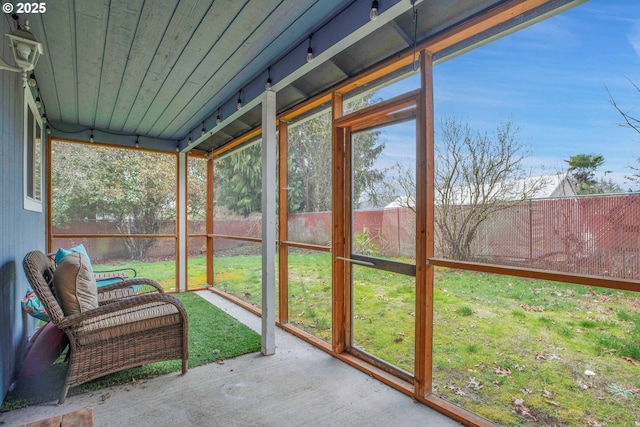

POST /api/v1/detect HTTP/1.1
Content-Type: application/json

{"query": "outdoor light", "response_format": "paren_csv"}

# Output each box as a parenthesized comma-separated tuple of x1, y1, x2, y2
(237, 90, 242, 110)
(201, 122, 206, 136)
(306, 34, 314, 63)
(45, 125, 50, 135)
(41, 112, 47, 123)
(216, 109, 221, 124)
(1, 19, 43, 86)
(35, 95, 41, 108)
(370, 1, 379, 20)
(265, 67, 272, 90)
(135, 138, 139, 148)
(89, 130, 94, 143)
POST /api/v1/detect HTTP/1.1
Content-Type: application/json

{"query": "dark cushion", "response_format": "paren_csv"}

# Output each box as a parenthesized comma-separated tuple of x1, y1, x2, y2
(19, 322, 68, 378)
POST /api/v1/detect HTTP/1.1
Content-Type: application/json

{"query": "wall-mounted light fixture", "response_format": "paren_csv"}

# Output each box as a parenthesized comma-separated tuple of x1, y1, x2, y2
(369, 1, 379, 20)
(306, 33, 314, 63)
(0, 19, 43, 87)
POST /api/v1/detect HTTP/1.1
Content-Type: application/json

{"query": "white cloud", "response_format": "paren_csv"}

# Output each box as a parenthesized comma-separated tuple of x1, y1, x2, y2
(628, 22, 640, 59)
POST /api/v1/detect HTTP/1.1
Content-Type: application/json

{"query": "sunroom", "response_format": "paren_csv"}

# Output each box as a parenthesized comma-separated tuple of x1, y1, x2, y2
(2, 0, 639, 425)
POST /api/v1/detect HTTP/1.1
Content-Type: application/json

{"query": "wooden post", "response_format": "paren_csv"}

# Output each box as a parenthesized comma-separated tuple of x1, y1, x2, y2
(414, 49, 434, 397)
(207, 156, 214, 287)
(278, 121, 289, 323)
(331, 92, 347, 354)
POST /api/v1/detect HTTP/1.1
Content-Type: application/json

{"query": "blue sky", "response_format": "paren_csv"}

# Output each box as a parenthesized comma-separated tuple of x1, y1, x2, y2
(376, 0, 640, 190)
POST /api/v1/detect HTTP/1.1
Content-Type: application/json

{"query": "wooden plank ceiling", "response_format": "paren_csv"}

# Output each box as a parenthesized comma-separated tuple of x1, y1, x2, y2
(24, 0, 580, 153)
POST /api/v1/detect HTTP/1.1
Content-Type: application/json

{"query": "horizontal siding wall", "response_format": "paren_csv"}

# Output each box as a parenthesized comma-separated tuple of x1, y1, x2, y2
(0, 14, 46, 403)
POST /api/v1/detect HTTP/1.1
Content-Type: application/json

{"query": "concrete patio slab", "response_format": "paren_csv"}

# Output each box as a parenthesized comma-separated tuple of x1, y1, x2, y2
(0, 291, 462, 427)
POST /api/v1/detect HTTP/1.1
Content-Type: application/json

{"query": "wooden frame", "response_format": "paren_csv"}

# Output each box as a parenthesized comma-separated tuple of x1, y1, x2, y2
(330, 59, 432, 388)
(47, 138, 182, 292)
(204, 1, 640, 425)
(278, 120, 289, 323)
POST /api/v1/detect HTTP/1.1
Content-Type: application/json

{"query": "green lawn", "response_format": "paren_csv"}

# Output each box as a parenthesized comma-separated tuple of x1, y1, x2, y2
(98, 253, 640, 426)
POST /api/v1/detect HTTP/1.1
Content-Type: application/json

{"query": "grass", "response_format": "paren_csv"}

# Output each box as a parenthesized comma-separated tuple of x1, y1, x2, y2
(85, 253, 640, 425)
(186, 252, 640, 427)
(1, 292, 261, 412)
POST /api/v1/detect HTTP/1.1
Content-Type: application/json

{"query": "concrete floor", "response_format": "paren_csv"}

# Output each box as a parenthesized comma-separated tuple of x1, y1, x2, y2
(0, 291, 462, 427)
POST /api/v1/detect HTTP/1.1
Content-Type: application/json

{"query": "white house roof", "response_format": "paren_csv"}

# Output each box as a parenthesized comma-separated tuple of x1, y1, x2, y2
(384, 173, 576, 208)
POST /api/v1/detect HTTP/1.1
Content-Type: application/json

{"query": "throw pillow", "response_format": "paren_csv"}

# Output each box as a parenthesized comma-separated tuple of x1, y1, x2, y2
(52, 252, 99, 316)
(54, 244, 93, 271)
(21, 289, 51, 322)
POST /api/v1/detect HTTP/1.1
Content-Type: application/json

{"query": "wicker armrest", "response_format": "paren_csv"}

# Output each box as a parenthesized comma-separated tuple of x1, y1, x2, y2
(97, 277, 164, 294)
(94, 267, 137, 281)
(58, 293, 186, 332)
(96, 278, 165, 305)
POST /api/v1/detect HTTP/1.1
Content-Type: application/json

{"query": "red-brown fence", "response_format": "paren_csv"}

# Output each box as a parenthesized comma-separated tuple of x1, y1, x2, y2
(53, 193, 640, 280)
(469, 194, 640, 280)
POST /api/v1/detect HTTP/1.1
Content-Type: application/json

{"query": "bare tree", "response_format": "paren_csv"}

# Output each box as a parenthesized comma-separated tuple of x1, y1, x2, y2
(434, 116, 545, 261)
(607, 80, 640, 187)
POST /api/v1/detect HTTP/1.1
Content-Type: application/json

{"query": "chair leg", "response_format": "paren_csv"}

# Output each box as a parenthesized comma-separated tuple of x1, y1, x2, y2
(58, 384, 70, 404)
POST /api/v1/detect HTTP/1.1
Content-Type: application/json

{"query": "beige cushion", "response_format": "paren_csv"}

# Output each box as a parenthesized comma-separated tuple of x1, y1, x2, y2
(53, 252, 99, 316)
(75, 302, 181, 345)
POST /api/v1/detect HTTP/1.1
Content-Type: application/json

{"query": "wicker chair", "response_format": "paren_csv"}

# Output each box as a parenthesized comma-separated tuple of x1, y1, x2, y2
(23, 250, 188, 403)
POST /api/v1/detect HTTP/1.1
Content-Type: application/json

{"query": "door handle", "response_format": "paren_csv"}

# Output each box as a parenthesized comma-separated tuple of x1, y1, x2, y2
(336, 256, 375, 267)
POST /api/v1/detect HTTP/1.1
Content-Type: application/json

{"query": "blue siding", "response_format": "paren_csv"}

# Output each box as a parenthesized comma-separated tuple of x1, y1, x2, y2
(0, 16, 46, 403)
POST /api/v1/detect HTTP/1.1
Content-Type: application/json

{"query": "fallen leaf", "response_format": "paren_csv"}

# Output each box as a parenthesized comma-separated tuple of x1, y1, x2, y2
(467, 377, 483, 390)
(494, 366, 512, 377)
(546, 400, 561, 407)
(623, 356, 640, 365)
(511, 397, 537, 421)
(542, 389, 554, 399)
(101, 392, 111, 401)
(445, 383, 466, 396)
